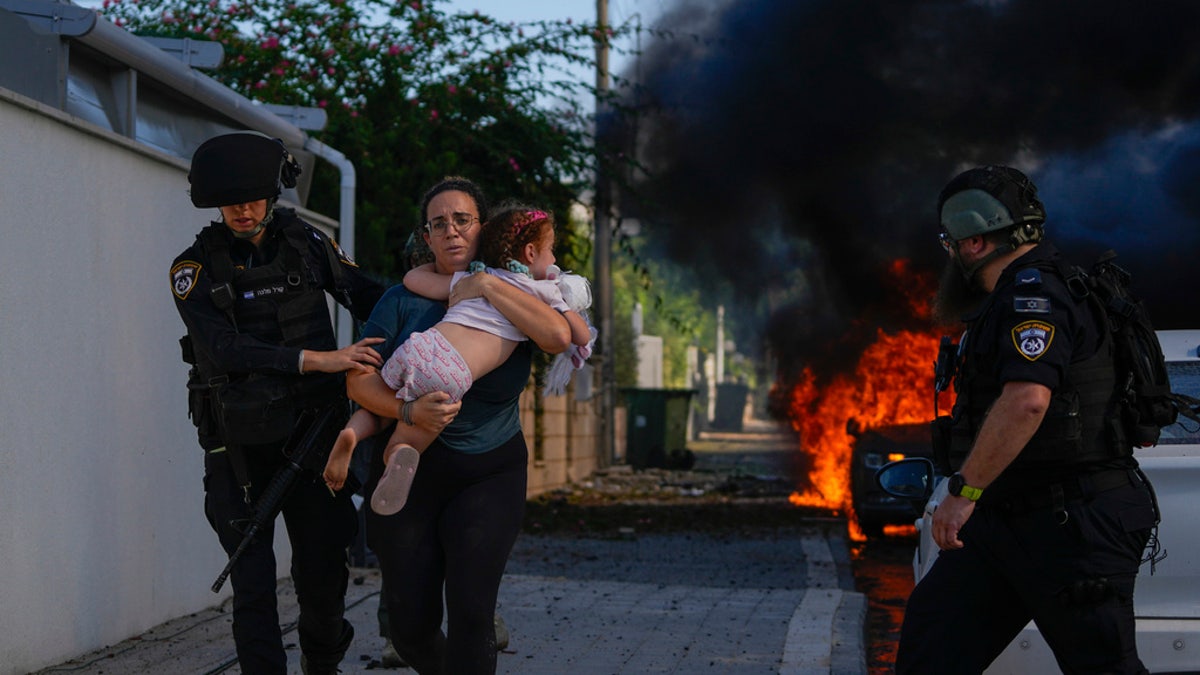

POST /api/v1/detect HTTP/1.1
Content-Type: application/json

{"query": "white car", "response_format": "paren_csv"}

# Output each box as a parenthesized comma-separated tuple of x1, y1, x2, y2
(878, 329, 1200, 673)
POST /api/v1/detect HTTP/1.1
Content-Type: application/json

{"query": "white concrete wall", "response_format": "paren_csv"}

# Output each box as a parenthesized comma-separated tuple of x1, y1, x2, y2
(0, 90, 296, 674)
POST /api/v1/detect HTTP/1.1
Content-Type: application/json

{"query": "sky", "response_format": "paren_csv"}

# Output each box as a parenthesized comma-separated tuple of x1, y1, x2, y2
(443, 0, 669, 80)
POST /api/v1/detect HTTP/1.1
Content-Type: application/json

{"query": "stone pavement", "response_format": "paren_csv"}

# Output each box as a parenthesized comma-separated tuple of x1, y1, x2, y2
(34, 424, 868, 675)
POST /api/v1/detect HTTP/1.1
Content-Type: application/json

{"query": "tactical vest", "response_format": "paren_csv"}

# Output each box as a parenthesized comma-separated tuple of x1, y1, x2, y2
(941, 267, 1125, 472)
(192, 210, 345, 444)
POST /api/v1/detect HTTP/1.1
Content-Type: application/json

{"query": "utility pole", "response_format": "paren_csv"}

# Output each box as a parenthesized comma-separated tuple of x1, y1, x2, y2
(594, 0, 615, 468)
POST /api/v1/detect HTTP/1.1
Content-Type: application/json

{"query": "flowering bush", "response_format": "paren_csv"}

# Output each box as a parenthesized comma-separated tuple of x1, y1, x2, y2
(102, 0, 635, 278)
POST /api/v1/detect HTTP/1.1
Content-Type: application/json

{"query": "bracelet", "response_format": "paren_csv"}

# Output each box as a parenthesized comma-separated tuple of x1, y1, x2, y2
(402, 400, 415, 426)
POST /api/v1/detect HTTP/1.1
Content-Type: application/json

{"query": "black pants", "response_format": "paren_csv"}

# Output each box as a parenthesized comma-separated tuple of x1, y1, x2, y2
(896, 476, 1156, 674)
(204, 443, 357, 675)
(365, 431, 528, 675)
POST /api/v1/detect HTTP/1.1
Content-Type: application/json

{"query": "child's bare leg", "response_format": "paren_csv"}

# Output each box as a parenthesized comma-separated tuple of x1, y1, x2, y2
(371, 423, 441, 516)
(323, 408, 387, 492)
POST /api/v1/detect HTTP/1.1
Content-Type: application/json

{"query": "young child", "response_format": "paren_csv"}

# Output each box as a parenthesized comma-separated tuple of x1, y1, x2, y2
(322, 206, 594, 514)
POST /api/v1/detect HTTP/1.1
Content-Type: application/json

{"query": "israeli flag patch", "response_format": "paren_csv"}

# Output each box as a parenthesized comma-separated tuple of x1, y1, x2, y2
(1014, 296, 1051, 314)
(1012, 320, 1055, 361)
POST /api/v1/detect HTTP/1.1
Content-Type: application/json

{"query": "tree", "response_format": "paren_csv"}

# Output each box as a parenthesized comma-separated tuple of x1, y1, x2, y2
(101, 0, 734, 403)
(101, 0, 632, 279)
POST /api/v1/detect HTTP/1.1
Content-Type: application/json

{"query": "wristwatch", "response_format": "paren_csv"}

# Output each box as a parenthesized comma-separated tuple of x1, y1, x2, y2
(947, 472, 984, 501)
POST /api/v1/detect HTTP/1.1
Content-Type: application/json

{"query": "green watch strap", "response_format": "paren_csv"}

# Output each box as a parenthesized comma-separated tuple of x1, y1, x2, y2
(959, 482, 984, 501)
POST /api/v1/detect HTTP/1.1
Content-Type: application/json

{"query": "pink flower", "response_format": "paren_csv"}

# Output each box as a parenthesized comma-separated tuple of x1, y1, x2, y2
(508, 157, 520, 171)
(388, 45, 400, 56)
(447, 84, 457, 94)
(254, 81, 267, 89)
(410, 1, 421, 10)
(318, 100, 328, 108)
(262, 36, 279, 49)
(327, 67, 336, 75)
(430, 109, 439, 120)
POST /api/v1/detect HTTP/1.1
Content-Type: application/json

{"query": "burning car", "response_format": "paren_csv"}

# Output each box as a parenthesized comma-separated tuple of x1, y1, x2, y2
(846, 420, 933, 537)
(877, 329, 1200, 672)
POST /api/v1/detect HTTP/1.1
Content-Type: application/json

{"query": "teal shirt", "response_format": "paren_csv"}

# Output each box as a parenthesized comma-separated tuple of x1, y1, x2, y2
(360, 285, 530, 453)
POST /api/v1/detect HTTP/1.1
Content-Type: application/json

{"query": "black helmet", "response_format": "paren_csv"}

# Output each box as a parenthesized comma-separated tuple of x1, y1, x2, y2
(937, 165, 1045, 242)
(188, 131, 301, 208)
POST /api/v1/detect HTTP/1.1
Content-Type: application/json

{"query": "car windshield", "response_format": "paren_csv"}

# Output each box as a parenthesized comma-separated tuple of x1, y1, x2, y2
(1160, 361, 1200, 444)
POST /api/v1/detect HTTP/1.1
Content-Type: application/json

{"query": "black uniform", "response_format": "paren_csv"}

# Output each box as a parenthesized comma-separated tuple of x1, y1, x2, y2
(898, 242, 1158, 674)
(170, 208, 384, 675)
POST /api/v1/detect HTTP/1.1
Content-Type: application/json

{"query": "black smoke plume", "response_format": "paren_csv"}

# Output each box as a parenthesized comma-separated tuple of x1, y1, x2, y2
(614, 0, 1200, 390)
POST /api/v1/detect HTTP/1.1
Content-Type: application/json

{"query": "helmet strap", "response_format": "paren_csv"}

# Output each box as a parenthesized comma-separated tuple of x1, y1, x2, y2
(226, 199, 276, 240)
(957, 242, 1013, 283)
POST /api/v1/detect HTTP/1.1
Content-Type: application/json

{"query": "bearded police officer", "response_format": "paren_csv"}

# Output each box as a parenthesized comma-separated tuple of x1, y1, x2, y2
(170, 131, 385, 674)
(897, 166, 1159, 674)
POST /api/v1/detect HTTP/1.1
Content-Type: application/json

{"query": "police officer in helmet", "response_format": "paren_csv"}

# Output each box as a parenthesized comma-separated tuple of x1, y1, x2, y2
(170, 131, 385, 674)
(897, 165, 1159, 674)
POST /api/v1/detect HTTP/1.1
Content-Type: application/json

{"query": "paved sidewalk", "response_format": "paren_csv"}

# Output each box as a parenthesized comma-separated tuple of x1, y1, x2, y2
(35, 540, 865, 674)
(35, 424, 869, 674)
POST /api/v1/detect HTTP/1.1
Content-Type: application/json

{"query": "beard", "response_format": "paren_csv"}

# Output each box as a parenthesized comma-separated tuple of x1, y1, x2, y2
(931, 257, 987, 327)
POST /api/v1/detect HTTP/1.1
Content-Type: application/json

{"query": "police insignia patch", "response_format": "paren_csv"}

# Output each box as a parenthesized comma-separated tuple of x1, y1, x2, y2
(331, 239, 359, 267)
(1015, 269, 1042, 287)
(171, 261, 201, 300)
(1012, 320, 1054, 361)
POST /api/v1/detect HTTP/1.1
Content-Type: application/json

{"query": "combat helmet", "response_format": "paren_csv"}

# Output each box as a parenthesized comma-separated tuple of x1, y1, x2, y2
(188, 131, 301, 208)
(938, 165, 1045, 243)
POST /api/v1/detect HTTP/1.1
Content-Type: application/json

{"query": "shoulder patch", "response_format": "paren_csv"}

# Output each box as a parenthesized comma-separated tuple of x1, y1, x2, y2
(330, 238, 359, 267)
(171, 261, 202, 300)
(1015, 269, 1042, 287)
(1013, 296, 1051, 314)
(1012, 320, 1054, 361)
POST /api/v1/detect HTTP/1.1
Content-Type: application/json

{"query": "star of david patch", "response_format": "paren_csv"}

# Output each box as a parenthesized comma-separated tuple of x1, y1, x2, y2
(171, 261, 202, 300)
(1012, 320, 1054, 361)
(1014, 296, 1051, 314)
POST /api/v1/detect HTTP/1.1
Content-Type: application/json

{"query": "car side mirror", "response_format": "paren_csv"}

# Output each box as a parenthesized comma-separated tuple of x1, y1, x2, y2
(876, 457, 935, 501)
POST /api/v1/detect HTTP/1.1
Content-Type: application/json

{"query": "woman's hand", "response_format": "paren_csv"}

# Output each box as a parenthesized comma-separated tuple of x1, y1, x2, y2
(448, 271, 490, 307)
(404, 390, 462, 433)
(302, 337, 385, 374)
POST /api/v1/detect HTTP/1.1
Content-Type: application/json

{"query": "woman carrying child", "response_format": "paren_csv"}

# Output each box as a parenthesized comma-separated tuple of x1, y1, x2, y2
(323, 204, 593, 514)
(346, 178, 574, 674)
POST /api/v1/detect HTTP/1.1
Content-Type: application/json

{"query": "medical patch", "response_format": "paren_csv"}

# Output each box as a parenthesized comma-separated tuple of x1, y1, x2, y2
(1014, 296, 1051, 314)
(1015, 268, 1042, 287)
(1012, 320, 1055, 361)
(171, 261, 201, 300)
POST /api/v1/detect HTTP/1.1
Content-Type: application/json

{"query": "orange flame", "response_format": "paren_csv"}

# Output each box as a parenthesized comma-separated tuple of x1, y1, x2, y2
(786, 261, 953, 540)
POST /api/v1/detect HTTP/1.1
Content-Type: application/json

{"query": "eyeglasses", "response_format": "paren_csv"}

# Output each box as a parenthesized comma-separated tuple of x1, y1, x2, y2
(425, 213, 479, 237)
(937, 230, 954, 251)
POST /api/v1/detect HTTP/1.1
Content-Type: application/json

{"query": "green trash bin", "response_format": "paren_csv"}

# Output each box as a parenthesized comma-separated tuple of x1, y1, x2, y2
(621, 388, 696, 469)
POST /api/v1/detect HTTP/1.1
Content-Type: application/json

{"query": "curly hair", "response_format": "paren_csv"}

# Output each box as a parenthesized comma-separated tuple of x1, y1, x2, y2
(477, 202, 555, 271)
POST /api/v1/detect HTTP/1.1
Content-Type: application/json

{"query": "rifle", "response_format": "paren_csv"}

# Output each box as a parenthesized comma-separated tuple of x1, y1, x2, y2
(933, 335, 958, 417)
(211, 402, 342, 593)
